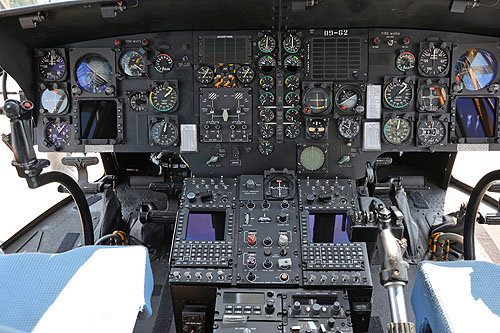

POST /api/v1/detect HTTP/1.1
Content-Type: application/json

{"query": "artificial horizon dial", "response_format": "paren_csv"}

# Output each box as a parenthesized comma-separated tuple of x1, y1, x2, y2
(304, 87, 330, 114)
(41, 88, 68, 114)
(384, 79, 413, 109)
(336, 86, 361, 112)
(383, 118, 412, 144)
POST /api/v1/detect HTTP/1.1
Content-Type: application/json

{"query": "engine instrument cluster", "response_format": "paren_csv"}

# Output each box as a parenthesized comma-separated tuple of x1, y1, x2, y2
(33, 28, 500, 178)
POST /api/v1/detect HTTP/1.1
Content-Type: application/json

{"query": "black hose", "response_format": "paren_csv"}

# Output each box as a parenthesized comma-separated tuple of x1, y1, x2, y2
(464, 170, 500, 260)
(29, 171, 95, 245)
(95, 234, 122, 245)
(2, 71, 7, 100)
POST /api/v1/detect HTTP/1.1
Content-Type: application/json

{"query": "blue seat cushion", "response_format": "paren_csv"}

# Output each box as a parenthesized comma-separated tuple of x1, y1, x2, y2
(0, 246, 153, 333)
(411, 261, 500, 332)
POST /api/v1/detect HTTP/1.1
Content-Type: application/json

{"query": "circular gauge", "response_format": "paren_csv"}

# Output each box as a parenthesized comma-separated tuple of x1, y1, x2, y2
(306, 119, 327, 139)
(266, 175, 293, 199)
(258, 55, 276, 73)
(259, 124, 275, 139)
(417, 119, 445, 146)
(259, 140, 274, 155)
(154, 54, 174, 73)
(285, 124, 300, 139)
(419, 46, 449, 76)
(150, 120, 178, 146)
(258, 35, 276, 53)
(236, 65, 255, 83)
(44, 120, 70, 148)
(304, 87, 330, 114)
(41, 88, 68, 114)
(336, 86, 361, 112)
(197, 66, 214, 84)
(260, 92, 275, 106)
(383, 118, 412, 145)
(39, 50, 66, 81)
(396, 52, 416, 72)
(119, 50, 145, 77)
(384, 80, 413, 109)
(338, 118, 360, 139)
(455, 48, 498, 91)
(284, 55, 302, 72)
(149, 84, 178, 112)
(285, 91, 301, 106)
(417, 84, 447, 112)
(129, 91, 148, 112)
(260, 108, 275, 122)
(259, 76, 274, 90)
(283, 34, 301, 54)
(285, 75, 300, 90)
(76, 55, 113, 93)
(285, 108, 300, 122)
(300, 146, 325, 171)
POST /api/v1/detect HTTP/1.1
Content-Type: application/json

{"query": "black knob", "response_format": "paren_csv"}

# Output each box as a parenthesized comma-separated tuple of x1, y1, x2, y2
(292, 301, 301, 314)
(328, 318, 336, 328)
(331, 301, 341, 315)
(312, 303, 321, 315)
(263, 259, 272, 269)
(263, 236, 273, 247)
(277, 212, 288, 223)
(265, 301, 275, 314)
(318, 193, 332, 202)
(186, 192, 196, 202)
(199, 191, 213, 202)
(306, 194, 315, 203)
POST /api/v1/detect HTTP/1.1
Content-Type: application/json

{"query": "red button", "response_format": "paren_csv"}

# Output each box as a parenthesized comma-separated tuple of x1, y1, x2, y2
(280, 273, 289, 281)
(23, 102, 32, 109)
(403, 37, 410, 45)
(374, 37, 381, 44)
(247, 234, 257, 246)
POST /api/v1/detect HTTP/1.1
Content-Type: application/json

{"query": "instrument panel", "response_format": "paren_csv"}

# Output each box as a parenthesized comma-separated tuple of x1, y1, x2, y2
(34, 29, 500, 178)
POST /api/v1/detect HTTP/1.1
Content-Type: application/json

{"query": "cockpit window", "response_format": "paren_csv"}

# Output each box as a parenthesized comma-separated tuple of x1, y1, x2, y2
(0, 0, 74, 11)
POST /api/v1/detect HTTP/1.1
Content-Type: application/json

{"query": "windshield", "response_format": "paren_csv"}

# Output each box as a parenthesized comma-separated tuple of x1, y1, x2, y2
(0, 0, 74, 11)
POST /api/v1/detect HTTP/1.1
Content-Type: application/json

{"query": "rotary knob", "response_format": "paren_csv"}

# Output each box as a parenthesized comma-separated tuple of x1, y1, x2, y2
(312, 303, 321, 315)
(306, 194, 315, 203)
(247, 256, 257, 269)
(292, 301, 301, 314)
(245, 179, 256, 189)
(277, 212, 288, 223)
(247, 234, 257, 246)
(265, 301, 275, 314)
(331, 301, 341, 315)
(186, 192, 196, 202)
(278, 234, 289, 247)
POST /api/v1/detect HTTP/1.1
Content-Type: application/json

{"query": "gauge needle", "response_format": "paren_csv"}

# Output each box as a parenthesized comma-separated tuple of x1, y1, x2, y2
(266, 37, 269, 49)
(397, 119, 401, 130)
(164, 86, 173, 97)
(163, 123, 168, 133)
(244, 68, 249, 77)
(203, 69, 209, 78)
(398, 84, 407, 94)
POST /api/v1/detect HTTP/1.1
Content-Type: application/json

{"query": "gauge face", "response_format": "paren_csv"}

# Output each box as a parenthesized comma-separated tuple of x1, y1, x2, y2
(149, 84, 178, 112)
(76, 55, 113, 93)
(306, 119, 327, 139)
(455, 48, 498, 91)
(300, 146, 325, 171)
(258, 35, 276, 53)
(384, 80, 413, 109)
(285, 108, 300, 122)
(383, 118, 412, 144)
(304, 87, 330, 114)
(45, 120, 70, 148)
(336, 86, 360, 112)
(259, 76, 274, 90)
(283, 55, 302, 72)
(283, 34, 301, 54)
(285, 75, 300, 90)
(259, 92, 275, 106)
(259, 108, 275, 122)
(285, 91, 301, 106)
(39, 50, 66, 81)
(197, 66, 214, 84)
(154, 54, 174, 73)
(419, 46, 449, 76)
(129, 91, 148, 112)
(285, 124, 300, 139)
(259, 124, 275, 139)
(41, 88, 68, 114)
(236, 65, 255, 83)
(417, 84, 447, 112)
(417, 120, 445, 146)
(396, 52, 416, 72)
(119, 50, 145, 77)
(258, 55, 276, 73)
(259, 140, 274, 155)
(150, 120, 178, 146)
(338, 118, 360, 139)
(267, 176, 292, 198)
